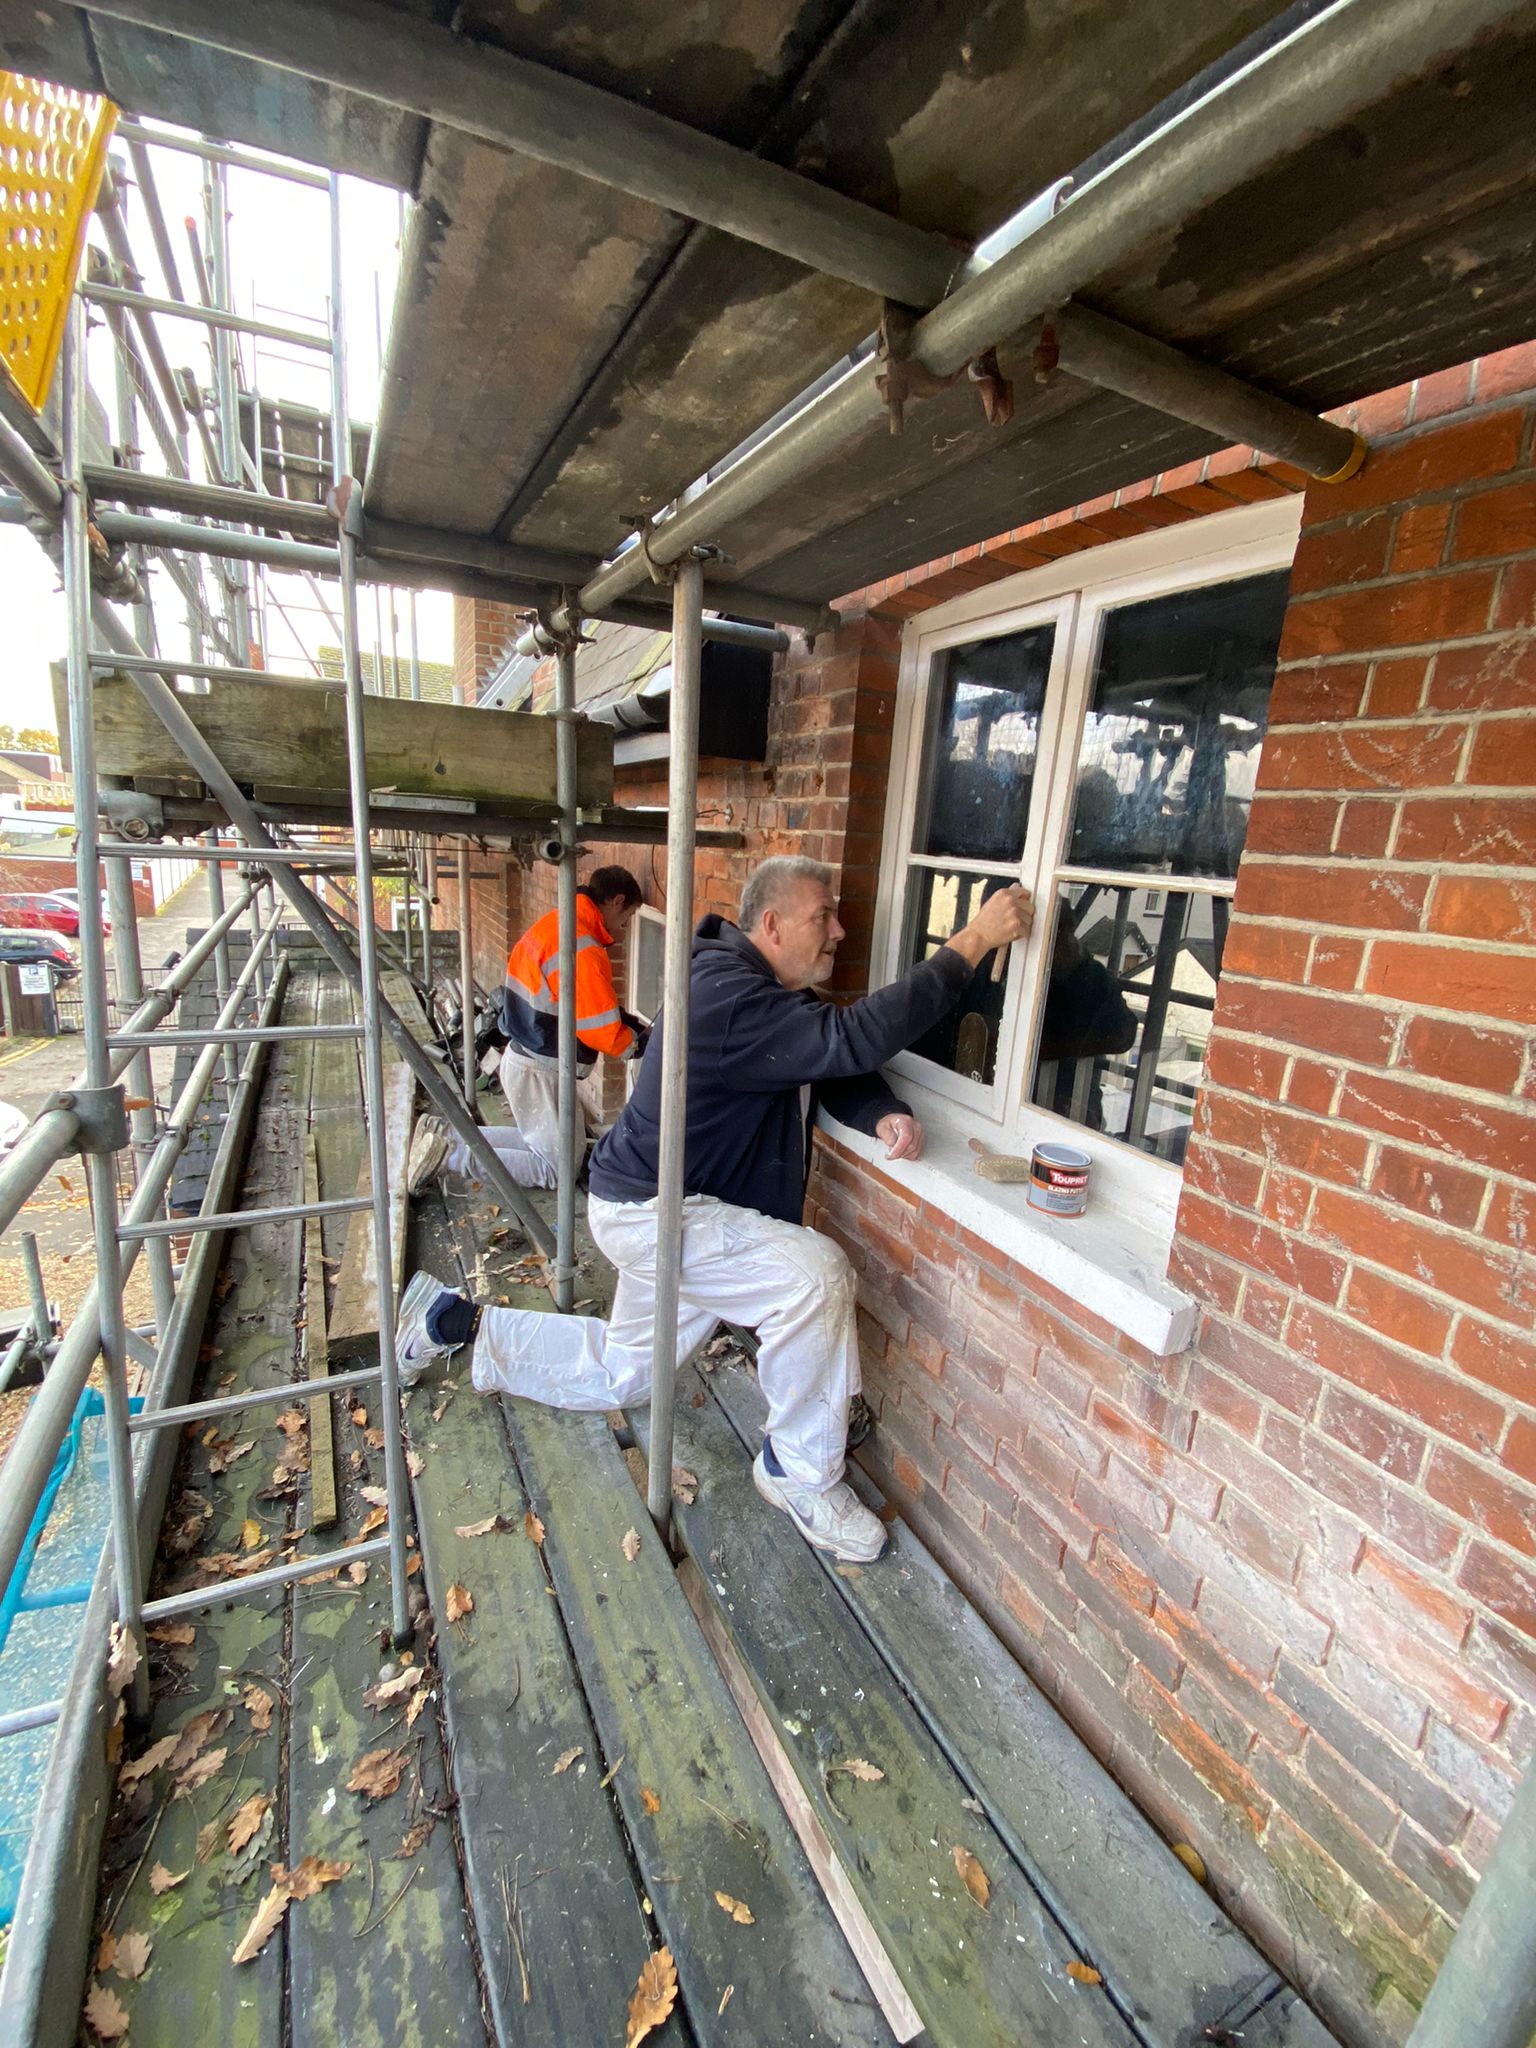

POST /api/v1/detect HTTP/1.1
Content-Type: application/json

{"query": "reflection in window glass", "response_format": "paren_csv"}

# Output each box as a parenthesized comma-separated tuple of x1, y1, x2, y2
(902, 868, 1012, 1085)
(917, 623, 1053, 863)
(1068, 570, 1289, 879)
(1030, 882, 1227, 1163)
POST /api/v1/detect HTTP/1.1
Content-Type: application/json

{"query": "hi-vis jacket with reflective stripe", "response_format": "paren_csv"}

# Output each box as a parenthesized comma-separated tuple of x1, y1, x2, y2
(501, 891, 635, 1070)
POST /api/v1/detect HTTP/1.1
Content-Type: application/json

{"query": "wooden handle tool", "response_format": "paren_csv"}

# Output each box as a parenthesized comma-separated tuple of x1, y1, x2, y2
(968, 1135, 1033, 1184)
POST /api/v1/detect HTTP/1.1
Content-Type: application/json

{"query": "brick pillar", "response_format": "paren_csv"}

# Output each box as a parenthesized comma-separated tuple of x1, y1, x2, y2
(453, 594, 525, 706)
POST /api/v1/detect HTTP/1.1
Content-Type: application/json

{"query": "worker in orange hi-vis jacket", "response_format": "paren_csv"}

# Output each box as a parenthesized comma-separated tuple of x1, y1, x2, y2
(406, 865, 646, 1194)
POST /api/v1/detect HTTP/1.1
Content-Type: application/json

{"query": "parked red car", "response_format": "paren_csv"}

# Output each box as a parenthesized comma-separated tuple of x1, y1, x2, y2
(0, 891, 109, 937)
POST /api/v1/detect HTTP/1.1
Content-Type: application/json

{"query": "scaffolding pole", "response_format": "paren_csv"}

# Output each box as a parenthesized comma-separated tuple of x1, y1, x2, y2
(60, 297, 147, 1706)
(554, 638, 579, 1314)
(644, 551, 705, 1534)
(329, 169, 412, 1647)
(457, 843, 475, 1099)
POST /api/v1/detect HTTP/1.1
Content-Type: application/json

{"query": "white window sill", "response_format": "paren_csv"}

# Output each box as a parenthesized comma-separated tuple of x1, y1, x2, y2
(817, 1109, 1198, 1359)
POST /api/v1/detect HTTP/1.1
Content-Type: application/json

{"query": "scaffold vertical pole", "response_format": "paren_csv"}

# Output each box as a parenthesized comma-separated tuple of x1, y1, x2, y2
(203, 828, 238, 1087)
(554, 637, 579, 1314)
(645, 550, 705, 1533)
(102, 856, 176, 1335)
(61, 294, 147, 1701)
(422, 839, 436, 991)
(457, 845, 475, 1100)
(329, 172, 411, 1648)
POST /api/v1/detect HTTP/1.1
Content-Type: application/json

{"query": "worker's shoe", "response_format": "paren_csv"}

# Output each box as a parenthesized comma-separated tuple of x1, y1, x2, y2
(846, 1392, 874, 1450)
(752, 1448, 887, 1563)
(407, 1114, 453, 1194)
(395, 1269, 468, 1385)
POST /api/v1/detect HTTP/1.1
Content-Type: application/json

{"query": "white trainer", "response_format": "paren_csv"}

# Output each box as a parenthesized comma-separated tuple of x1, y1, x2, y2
(406, 1114, 453, 1194)
(752, 1451, 887, 1563)
(394, 1268, 462, 1386)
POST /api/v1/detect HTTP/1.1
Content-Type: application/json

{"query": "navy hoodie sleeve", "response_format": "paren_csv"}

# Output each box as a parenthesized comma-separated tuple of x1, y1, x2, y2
(818, 1069, 911, 1136)
(716, 946, 971, 1092)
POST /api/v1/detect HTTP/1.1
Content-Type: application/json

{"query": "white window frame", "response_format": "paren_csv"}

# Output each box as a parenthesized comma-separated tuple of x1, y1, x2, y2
(871, 496, 1302, 1232)
(627, 904, 667, 1024)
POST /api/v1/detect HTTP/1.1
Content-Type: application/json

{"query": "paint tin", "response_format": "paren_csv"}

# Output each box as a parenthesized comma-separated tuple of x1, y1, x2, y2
(1028, 1142, 1092, 1218)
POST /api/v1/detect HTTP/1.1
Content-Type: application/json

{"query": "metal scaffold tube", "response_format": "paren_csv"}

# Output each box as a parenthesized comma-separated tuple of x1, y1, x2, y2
(60, 296, 147, 1701)
(554, 639, 579, 1314)
(102, 859, 177, 1334)
(328, 170, 412, 1648)
(0, 906, 283, 1622)
(457, 844, 475, 1100)
(644, 552, 705, 1534)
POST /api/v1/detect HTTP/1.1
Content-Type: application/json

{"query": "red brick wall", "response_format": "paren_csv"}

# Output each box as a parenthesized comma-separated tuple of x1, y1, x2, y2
(452, 594, 525, 705)
(809, 353, 1536, 2048)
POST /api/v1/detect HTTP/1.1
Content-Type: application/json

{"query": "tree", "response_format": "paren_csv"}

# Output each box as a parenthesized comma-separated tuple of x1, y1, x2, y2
(0, 726, 14, 748)
(15, 727, 58, 754)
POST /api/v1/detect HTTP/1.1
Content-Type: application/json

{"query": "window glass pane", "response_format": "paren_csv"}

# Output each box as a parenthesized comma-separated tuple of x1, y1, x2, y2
(917, 623, 1053, 863)
(1030, 882, 1226, 1163)
(901, 867, 1011, 1085)
(1067, 569, 1290, 880)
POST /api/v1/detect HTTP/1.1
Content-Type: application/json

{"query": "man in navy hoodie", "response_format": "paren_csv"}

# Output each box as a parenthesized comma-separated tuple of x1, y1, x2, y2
(396, 855, 1032, 1562)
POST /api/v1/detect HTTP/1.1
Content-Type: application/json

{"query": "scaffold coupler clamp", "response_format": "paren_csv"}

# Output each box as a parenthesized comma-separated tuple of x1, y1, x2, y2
(51, 1083, 130, 1156)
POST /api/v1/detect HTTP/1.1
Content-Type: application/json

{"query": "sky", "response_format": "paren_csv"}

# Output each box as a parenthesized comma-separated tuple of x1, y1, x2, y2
(2, 117, 454, 735)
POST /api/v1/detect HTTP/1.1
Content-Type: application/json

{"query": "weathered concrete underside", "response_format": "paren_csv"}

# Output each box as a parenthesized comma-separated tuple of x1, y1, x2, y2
(9, 0, 1536, 609)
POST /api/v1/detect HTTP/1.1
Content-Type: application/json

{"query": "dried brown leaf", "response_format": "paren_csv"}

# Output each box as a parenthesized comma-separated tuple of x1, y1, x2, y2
(275, 1409, 307, 1436)
(364, 1666, 426, 1710)
(624, 1946, 679, 2048)
(444, 1581, 473, 1624)
(363, 1426, 385, 1449)
(714, 1890, 754, 1925)
(359, 1484, 390, 1508)
(347, 1561, 369, 1586)
(111, 1930, 151, 1981)
(829, 1758, 885, 1783)
(95, 1933, 116, 1974)
(390, 1819, 434, 1861)
(272, 1855, 351, 1900)
(551, 1746, 583, 1775)
(84, 1981, 130, 2039)
(106, 1622, 141, 1700)
(405, 1685, 430, 1730)
(207, 1438, 254, 1475)
(174, 1747, 227, 1798)
(119, 1731, 179, 1789)
(231, 1883, 289, 1965)
(524, 1510, 545, 1546)
(240, 1518, 264, 1552)
(347, 1746, 408, 1802)
(640, 1786, 661, 1816)
(227, 1791, 271, 1855)
(406, 1448, 424, 1478)
(1066, 1960, 1103, 1985)
(357, 1505, 387, 1539)
(350, 1406, 368, 1427)
(149, 1863, 188, 1896)
(621, 1527, 641, 1564)
(146, 1622, 195, 1647)
(453, 1514, 503, 1540)
(242, 1683, 274, 1734)
(834, 1564, 864, 1579)
(952, 1844, 990, 1909)
(169, 1707, 228, 1773)
(670, 1466, 699, 1506)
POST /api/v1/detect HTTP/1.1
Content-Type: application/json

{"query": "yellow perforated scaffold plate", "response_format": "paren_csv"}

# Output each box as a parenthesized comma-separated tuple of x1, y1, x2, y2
(0, 73, 116, 413)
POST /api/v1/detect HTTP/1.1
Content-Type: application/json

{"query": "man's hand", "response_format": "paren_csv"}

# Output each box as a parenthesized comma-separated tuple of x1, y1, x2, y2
(876, 1112, 924, 1162)
(946, 883, 1035, 970)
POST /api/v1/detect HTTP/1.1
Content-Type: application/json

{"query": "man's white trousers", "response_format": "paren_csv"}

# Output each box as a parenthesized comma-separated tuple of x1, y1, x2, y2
(471, 1193, 860, 1491)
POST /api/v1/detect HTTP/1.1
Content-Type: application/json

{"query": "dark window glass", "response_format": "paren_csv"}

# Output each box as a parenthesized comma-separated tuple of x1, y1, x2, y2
(901, 868, 1013, 1085)
(917, 623, 1053, 864)
(1067, 570, 1289, 880)
(1030, 882, 1227, 1162)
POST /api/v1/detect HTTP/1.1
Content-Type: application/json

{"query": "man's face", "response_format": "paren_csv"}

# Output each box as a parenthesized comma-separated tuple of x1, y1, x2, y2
(601, 898, 637, 940)
(756, 878, 844, 990)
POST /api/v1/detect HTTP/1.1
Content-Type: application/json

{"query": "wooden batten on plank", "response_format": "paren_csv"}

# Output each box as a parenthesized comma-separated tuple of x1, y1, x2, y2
(328, 1062, 414, 1357)
(58, 668, 613, 809)
(301, 1132, 338, 1527)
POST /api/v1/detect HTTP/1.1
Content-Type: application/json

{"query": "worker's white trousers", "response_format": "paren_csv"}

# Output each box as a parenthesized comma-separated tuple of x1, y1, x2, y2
(447, 1125, 555, 1191)
(471, 1193, 859, 1491)
(499, 1045, 598, 1177)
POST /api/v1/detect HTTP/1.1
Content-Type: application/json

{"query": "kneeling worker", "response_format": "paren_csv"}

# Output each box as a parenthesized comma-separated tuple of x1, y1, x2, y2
(397, 855, 1032, 1563)
(407, 863, 644, 1191)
